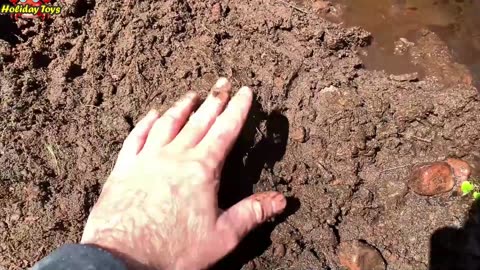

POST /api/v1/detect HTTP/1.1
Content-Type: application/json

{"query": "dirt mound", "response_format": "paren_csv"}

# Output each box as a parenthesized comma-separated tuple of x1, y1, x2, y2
(1, 0, 480, 269)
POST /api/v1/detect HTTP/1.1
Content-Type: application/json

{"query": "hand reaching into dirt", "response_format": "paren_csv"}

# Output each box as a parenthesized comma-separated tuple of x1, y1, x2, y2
(81, 78, 287, 270)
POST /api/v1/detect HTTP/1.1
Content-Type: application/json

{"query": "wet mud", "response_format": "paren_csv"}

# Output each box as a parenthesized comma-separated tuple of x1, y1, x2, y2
(332, 0, 480, 88)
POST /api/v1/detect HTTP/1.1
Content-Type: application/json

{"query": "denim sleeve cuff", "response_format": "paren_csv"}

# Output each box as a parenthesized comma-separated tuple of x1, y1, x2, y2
(31, 244, 128, 270)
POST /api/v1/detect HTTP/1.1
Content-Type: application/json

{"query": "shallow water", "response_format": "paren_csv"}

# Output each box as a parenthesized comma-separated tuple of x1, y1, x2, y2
(331, 0, 480, 87)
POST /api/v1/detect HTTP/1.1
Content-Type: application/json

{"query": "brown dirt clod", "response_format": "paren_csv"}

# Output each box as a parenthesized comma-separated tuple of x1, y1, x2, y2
(338, 240, 386, 270)
(446, 158, 472, 183)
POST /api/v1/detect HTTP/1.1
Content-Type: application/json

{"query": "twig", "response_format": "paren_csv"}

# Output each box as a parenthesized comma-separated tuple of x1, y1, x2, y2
(411, 135, 432, 143)
(45, 143, 60, 175)
(380, 164, 412, 173)
(201, 23, 214, 35)
(256, 127, 265, 138)
(83, 104, 101, 109)
(277, 0, 308, 13)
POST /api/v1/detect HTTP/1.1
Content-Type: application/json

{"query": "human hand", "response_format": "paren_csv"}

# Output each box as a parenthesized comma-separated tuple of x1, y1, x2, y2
(81, 78, 287, 270)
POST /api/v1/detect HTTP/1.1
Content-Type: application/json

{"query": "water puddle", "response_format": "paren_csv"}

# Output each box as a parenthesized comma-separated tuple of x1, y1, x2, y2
(330, 0, 480, 87)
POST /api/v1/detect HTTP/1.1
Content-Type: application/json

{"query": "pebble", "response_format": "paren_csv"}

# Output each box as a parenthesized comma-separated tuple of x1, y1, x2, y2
(272, 243, 286, 258)
(407, 162, 455, 196)
(338, 240, 386, 270)
(399, 37, 415, 47)
(321, 85, 339, 93)
(242, 260, 256, 270)
(446, 158, 472, 183)
(291, 127, 307, 143)
(211, 3, 222, 21)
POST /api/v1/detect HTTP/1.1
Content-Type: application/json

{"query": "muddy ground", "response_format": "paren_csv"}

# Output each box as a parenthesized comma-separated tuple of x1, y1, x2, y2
(1, 0, 480, 269)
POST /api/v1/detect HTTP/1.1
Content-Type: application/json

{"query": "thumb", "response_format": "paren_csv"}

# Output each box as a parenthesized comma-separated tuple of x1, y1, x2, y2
(215, 192, 287, 252)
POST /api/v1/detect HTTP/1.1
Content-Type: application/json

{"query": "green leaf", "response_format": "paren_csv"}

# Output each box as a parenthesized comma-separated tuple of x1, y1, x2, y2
(473, 192, 480, 200)
(461, 181, 475, 195)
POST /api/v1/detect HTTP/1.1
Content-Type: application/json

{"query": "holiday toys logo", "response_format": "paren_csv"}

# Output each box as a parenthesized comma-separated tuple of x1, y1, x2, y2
(1, 0, 61, 20)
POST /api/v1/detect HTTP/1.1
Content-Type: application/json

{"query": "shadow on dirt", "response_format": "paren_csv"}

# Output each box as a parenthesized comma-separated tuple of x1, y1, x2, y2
(430, 200, 480, 270)
(213, 99, 300, 269)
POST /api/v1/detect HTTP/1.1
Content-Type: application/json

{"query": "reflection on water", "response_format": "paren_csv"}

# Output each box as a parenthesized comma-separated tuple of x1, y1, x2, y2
(332, 0, 480, 87)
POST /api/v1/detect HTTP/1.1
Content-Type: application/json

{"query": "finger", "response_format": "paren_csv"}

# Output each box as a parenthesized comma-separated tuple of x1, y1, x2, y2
(114, 109, 160, 171)
(196, 86, 252, 165)
(169, 78, 232, 149)
(215, 192, 287, 252)
(143, 92, 199, 151)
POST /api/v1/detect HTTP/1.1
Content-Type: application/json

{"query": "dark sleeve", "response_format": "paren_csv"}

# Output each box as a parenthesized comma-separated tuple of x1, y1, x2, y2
(31, 244, 128, 270)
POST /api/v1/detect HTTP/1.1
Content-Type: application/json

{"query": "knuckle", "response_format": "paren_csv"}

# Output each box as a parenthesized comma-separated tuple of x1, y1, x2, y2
(252, 200, 265, 223)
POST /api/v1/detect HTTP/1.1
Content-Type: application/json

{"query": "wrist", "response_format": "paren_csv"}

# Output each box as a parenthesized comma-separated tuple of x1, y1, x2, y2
(81, 236, 153, 270)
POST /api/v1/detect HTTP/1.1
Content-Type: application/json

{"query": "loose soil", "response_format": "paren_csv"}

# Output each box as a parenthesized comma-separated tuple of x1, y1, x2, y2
(1, 0, 480, 269)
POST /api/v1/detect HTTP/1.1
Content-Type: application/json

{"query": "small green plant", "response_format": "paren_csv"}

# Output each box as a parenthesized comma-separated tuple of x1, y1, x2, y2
(461, 180, 480, 200)
(461, 181, 475, 195)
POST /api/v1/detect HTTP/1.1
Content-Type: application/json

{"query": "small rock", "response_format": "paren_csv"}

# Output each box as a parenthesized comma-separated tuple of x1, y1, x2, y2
(338, 240, 386, 270)
(394, 38, 413, 55)
(211, 3, 222, 21)
(446, 158, 472, 183)
(272, 243, 286, 258)
(321, 85, 339, 93)
(273, 76, 284, 89)
(399, 37, 415, 47)
(291, 127, 307, 143)
(389, 72, 419, 82)
(407, 162, 455, 196)
(242, 260, 256, 270)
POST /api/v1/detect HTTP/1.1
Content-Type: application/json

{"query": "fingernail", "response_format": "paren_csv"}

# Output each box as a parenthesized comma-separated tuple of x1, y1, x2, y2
(253, 200, 265, 223)
(214, 77, 229, 89)
(238, 86, 252, 96)
(146, 109, 158, 117)
(184, 91, 198, 100)
(211, 78, 231, 100)
(271, 194, 287, 214)
(173, 92, 198, 109)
